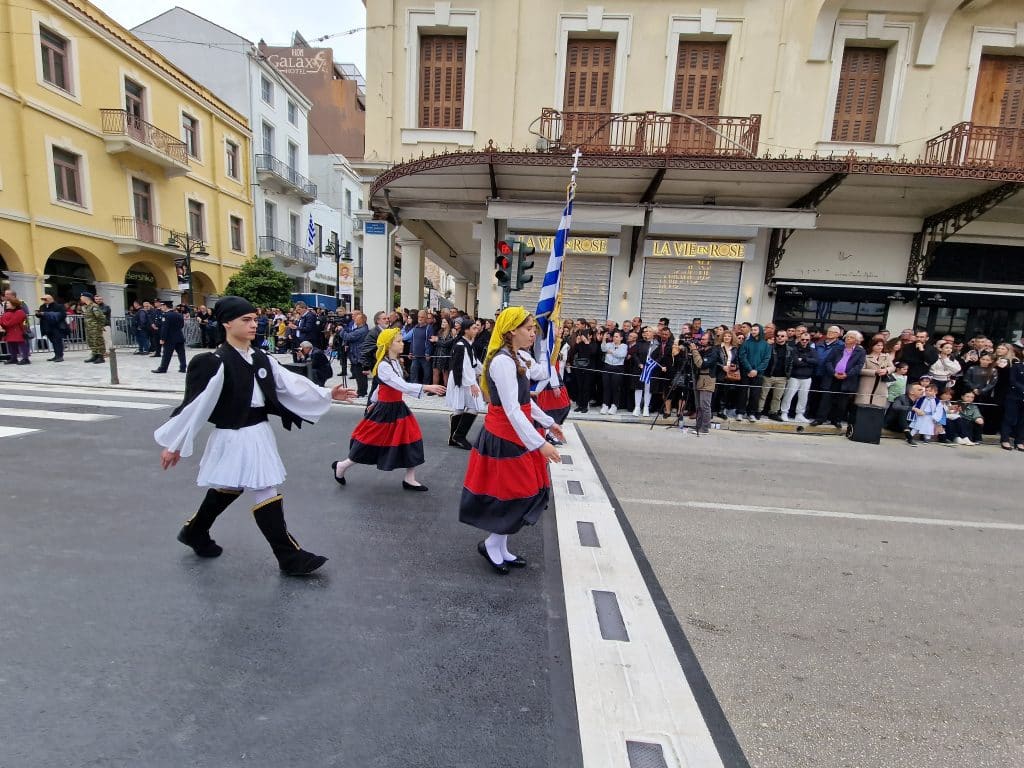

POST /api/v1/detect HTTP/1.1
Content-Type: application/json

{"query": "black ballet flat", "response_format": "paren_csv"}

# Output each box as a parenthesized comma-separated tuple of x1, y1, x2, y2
(330, 461, 347, 485)
(402, 480, 428, 492)
(477, 541, 510, 575)
(504, 555, 527, 568)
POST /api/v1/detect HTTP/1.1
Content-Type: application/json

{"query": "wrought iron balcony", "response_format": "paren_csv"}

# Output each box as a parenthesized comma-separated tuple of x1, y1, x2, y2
(100, 109, 190, 176)
(925, 122, 1024, 170)
(258, 235, 318, 268)
(537, 108, 761, 158)
(112, 216, 181, 255)
(255, 154, 317, 202)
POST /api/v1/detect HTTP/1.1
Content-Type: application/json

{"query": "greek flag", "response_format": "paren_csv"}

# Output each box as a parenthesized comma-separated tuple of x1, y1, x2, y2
(306, 213, 316, 249)
(640, 355, 658, 384)
(533, 188, 576, 391)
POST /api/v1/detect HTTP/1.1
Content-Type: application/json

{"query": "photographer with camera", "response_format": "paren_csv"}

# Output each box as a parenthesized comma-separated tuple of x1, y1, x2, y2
(569, 325, 600, 413)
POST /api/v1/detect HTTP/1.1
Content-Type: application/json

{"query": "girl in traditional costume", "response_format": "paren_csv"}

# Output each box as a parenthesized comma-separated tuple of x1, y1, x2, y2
(331, 328, 445, 491)
(459, 308, 564, 574)
(446, 317, 486, 449)
(156, 297, 356, 576)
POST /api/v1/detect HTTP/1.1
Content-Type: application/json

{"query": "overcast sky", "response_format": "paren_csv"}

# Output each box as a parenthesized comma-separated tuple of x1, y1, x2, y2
(94, 0, 368, 73)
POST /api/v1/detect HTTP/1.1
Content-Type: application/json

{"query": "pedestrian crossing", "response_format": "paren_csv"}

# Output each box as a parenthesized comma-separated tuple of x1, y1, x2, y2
(0, 385, 179, 440)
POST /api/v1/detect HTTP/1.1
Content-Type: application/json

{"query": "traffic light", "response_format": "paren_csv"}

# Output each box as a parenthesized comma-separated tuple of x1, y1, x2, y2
(515, 241, 536, 290)
(495, 239, 514, 288)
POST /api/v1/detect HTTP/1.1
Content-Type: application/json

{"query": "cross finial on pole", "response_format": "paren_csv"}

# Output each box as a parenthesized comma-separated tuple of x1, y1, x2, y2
(571, 147, 582, 176)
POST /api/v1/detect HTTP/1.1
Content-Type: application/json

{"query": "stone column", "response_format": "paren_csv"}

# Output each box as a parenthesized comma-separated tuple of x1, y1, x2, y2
(466, 283, 478, 316)
(398, 236, 424, 309)
(476, 225, 499, 318)
(359, 214, 393, 316)
(450, 277, 469, 312)
(4, 271, 42, 308)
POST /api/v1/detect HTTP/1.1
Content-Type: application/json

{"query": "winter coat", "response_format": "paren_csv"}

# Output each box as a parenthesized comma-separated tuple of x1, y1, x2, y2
(0, 308, 27, 343)
(737, 325, 770, 374)
(824, 344, 867, 393)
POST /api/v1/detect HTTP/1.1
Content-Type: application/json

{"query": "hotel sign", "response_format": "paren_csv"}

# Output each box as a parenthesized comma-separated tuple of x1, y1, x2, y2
(266, 48, 330, 75)
(646, 240, 747, 260)
(509, 234, 616, 256)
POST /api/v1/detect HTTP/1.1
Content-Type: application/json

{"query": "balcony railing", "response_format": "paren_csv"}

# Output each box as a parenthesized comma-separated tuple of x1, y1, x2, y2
(100, 109, 189, 167)
(255, 154, 317, 201)
(537, 108, 761, 158)
(113, 215, 173, 245)
(259, 235, 318, 267)
(925, 122, 1024, 170)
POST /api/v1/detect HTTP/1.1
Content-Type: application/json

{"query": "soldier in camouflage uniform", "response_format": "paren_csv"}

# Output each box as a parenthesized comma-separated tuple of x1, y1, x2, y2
(79, 292, 106, 363)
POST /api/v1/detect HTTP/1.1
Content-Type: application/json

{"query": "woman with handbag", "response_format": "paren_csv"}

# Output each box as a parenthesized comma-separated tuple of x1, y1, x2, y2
(855, 338, 895, 408)
(713, 330, 741, 419)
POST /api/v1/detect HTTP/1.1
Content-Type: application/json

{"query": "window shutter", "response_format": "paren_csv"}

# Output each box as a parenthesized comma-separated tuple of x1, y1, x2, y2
(831, 47, 887, 143)
(562, 39, 616, 148)
(419, 35, 466, 129)
(670, 41, 726, 153)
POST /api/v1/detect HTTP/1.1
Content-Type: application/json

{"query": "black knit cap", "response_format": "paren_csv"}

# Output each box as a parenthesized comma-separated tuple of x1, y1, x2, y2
(213, 296, 257, 324)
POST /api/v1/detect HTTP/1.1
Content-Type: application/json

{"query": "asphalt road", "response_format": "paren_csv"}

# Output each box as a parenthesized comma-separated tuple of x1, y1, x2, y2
(579, 422, 1024, 768)
(1, 393, 581, 768)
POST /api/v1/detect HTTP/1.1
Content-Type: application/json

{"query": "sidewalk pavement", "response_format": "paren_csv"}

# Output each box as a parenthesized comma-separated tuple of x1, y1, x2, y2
(0, 346, 998, 445)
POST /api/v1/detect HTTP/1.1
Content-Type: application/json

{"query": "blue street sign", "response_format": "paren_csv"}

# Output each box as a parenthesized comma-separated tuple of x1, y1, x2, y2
(365, 221, 386, 235)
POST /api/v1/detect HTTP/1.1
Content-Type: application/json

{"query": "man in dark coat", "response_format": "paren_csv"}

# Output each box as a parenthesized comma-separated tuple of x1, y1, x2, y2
(898, 329, 939, 384)
(343, 311, 371, 396)
(812, 330, 867, 429)
(294, 341, 333, 386)
(149, 303, 165, 358)
(133, 301, 151, 354)
(35, 294, 67, 362)
(153, 301, 186, 373)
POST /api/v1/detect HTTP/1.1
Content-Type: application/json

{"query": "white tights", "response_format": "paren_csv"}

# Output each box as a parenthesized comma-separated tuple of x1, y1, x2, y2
(484, 532, 516, 564)
(634, 384, 651, 411)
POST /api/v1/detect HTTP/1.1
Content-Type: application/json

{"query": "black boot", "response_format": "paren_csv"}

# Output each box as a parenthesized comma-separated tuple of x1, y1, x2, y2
(448, 414, 459, 447)
(452, 412, 476, 450)
(83, 354, 97, 363)
(177, 488, 241, 557)
(251, 496, 327, 576)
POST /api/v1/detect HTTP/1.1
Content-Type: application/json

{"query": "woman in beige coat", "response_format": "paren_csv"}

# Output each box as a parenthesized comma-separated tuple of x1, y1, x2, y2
(856, 338, 895, 407)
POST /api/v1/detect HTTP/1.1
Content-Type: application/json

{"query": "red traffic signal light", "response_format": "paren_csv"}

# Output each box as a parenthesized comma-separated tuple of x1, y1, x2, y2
(497, 240, 513, 256)
(495, 240, 515, 287)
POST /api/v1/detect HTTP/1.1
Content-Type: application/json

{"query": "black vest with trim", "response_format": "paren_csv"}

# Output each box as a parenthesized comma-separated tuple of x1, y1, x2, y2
(173, 344, 305, 431)
(485, 350, 529, 407)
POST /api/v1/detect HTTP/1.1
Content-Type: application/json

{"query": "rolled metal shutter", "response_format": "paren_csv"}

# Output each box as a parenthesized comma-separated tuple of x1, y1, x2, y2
(640, 258, 740, 328)
(509, 255, 612, 322)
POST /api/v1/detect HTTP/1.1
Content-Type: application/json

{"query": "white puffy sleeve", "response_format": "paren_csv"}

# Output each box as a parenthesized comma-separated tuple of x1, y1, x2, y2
(517, 350, 549, 382)
(491, 354, 548, 450)
(154, 364, 223, 458)
(377, 360, 424, 397)
(268, 356, 333, 423)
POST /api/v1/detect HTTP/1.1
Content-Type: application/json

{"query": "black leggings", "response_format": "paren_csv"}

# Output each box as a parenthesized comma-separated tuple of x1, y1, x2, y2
(602, 366, 623, 407)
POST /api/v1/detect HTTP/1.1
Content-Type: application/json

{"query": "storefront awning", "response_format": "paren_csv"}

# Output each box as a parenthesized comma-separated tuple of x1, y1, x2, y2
(774, 280, 913, 302)
(487, 201, 645, 230)
(649, 206, 818, 231)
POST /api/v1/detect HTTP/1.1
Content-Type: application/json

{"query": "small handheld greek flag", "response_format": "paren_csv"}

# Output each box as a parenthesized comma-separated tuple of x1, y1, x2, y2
(306, 213, 316, 249)
(640, 355, 658, 384)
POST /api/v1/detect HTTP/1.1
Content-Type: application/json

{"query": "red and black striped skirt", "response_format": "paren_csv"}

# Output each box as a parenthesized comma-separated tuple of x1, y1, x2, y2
(459, 404, 550, 534)
(348, 385, 425, 470)
(536, 386, 571, 425)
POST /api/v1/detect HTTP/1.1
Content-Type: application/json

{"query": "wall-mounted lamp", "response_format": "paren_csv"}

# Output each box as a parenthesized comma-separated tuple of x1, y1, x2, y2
(621, 290, 628, 300)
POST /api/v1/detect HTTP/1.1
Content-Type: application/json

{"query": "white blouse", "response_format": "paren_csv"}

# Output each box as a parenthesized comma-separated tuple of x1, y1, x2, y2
(490, 353, 553, 451)
(154, 347, 333, 457)
(374, 358, 424, 401)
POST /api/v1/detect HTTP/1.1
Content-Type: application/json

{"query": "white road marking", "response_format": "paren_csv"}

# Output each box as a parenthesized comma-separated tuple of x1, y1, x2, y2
(0, 383, 180, 401)
(0, 394, 167, 410)
(0, 408, 114, 421)
(0, 426, 40, 438)
(552, 424, 725, 768)
(618, 498, 1024, 532)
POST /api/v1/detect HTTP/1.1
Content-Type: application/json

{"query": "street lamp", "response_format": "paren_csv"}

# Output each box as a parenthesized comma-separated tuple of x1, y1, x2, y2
(322, 233, 352, 309)
(164, 230, 209, 308)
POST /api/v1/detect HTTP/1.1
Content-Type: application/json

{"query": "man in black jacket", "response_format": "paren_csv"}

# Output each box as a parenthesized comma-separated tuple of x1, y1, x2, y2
(294, 341, 333, 386)
(153, 301, 186, 373)
(149, 303, 164, 358)
(758, 329, 794, 419)
(899, 329, 938, 384)
(133, 301, 151, 354)
(35, 294, 67, 362)
(887, 382, 924, 443)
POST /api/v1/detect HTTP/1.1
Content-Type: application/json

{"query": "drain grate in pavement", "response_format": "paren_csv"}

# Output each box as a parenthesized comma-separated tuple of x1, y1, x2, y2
(592, 590, 629, 641)
(567, 480, 584, 495)
(561, 455, 574, 465)
(625, 740, 669, 768)
(577, 521, 600, 547)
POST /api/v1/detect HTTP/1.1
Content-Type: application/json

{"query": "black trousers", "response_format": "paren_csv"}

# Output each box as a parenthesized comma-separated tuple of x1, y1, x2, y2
(159, 341, 186, 371)
(353, 368, 369, 397)
(602, 366, 623, 407)
(1000, 398, 1024, 444)
(573, 369, 594, 410)
(45, 331, 64, 359)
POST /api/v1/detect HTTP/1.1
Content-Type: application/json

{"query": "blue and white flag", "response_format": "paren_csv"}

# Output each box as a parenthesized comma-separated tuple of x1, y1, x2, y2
(306, 213, 316, 249)
(639, 355, 658, 384)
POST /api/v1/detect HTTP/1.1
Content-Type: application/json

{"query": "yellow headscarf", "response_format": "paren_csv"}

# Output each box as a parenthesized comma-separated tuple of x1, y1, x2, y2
(480, 307, 532, 399)
(372, 327, 402, 377)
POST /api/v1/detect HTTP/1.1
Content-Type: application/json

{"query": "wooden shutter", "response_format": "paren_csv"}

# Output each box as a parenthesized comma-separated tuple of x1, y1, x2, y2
(831, 47, 886, 143)
(670, 41, 726, 153)
(562, 39, 616, 149)
(971, 55, 1024, 167)
(419, 35, 466, 129)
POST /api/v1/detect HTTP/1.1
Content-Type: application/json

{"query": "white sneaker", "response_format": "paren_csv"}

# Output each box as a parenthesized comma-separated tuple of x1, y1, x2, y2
(795, 415, 811, 423)
(780, 414, 790, 422)
(642, 408, 650, 417)
(600, 405, 609, 414)
(748, 415, 757, 422)
(609, 405, 617, 415)
(632, 407, 641, 417)
(965, 439, 978, 446)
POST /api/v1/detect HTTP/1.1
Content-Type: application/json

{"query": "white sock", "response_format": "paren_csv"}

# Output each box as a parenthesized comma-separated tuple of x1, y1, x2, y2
(634, 390, 642, 409)
(499, 535, 517, 562)
(484, 533, 505, 565)
(334, 459, 353, 478)
(250, 486, 279, 505)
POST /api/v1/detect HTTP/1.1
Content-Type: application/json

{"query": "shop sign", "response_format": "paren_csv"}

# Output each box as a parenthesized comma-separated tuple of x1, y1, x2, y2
(508, 235, 613, 256)
(125, 270, 155, 284)
(646, 240, 746, 260)
(266, 48, 330, 75)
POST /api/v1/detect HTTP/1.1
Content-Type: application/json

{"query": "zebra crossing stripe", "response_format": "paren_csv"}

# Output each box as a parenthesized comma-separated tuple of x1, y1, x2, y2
(0, 384, 181, 401)
(0, 408, 114, 422)
(0, 426, 40, 438)
(0, 395, 167, 410)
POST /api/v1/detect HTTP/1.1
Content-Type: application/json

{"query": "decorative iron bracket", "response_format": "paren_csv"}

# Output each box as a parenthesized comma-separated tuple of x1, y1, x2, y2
(764, 172, 848, 285)
(906, 182, 1023, 284)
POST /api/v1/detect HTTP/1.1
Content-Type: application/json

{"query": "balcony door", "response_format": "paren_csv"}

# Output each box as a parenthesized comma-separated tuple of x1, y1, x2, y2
(562, 39, 615, 150)
(124, 78, 145, 141)
(131, 178, 154, 243)
(670, 41, 726, 154)
(972, 55, 1024, 167)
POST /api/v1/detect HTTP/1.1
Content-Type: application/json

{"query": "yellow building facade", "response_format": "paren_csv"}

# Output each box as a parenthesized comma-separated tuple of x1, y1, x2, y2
(0, 0, 254, 317)
(362, 1, 1024, 343)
